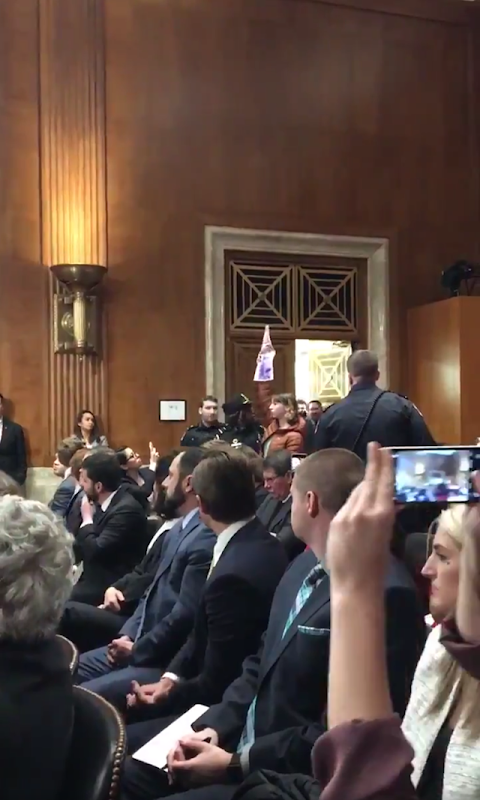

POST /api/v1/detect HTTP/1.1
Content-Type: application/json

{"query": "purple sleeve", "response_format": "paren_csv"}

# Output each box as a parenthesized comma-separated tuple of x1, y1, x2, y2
(312, 717, 417, 800)
(441, 620, 480, 679)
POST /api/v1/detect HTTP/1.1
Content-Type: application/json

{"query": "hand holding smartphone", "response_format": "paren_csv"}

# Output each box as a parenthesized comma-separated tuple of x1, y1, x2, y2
(391, 446, 480, 504)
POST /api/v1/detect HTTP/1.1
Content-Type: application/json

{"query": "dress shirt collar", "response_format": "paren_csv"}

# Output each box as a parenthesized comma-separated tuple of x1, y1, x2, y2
(101, 489, 118, 513)
(182, 507, 199, 529)
(0, 417, 3, 439)
(147, 518, 177, 551)
(64, 467, 72, 480)
(212, 518, 254, 567)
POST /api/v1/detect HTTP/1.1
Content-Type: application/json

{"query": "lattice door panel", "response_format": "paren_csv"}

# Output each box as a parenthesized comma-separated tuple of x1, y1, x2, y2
(297, 266, 357, 334)
(227, 259, 359, 337)
(309, 344, 351, 405)
(230, 263, 294, 331)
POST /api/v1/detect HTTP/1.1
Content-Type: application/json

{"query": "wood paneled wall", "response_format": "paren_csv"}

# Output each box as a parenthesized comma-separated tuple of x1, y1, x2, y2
(1, 0, 480, 463)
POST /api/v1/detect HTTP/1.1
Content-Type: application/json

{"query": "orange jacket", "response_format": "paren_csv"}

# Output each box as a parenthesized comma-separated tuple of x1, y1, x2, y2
(255, 382, 306, 454)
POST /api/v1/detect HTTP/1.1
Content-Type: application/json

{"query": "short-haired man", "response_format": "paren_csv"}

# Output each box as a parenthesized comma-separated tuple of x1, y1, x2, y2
(75, 448, 215, 704)
(71, 451, 149, 605)
(257, 451, 305, 561)
(304, 399, 323, 454)
(180, 396, 224, 448)
(315, 349, 436, 460)
(49, 437, 83, 518)
(0, 393, 27, 488)
(119, 449, 424, 800)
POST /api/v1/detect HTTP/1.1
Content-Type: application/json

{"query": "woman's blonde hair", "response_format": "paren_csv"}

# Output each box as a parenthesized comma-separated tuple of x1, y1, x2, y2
(425, 504, 480, 737)
(272, 393, 299, 425)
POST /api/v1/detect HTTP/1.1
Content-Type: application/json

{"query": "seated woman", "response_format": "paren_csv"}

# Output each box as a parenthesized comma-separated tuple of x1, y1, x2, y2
(0, 495, 75, 800)
(312, 444, 480, 800)
(116, 446, 156, 511)
(71, 408, 108, 449)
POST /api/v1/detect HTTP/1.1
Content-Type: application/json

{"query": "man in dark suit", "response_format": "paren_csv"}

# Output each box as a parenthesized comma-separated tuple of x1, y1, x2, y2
(257, 451, 305, 562)
(0, 393, 27, 487)
(59, 454, 178, 652)
(303, 400, 323, 454)
(75, 448, 216, 702)
(49, 437, 83, 518)
(71, 450, 149, 605)
(118, 449, 424, 800)
(123, 451, 287, 719)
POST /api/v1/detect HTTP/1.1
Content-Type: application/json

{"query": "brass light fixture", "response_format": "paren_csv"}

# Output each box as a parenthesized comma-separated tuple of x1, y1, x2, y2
(50, 264, 107, 355)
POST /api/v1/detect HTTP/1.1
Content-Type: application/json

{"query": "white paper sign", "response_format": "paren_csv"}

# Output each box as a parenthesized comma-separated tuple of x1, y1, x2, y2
(253, 325, 276, 382)
(132, 704, 209, 771)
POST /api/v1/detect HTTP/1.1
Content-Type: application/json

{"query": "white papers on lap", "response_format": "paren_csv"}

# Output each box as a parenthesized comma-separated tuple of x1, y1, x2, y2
(132, 704, 209, 771)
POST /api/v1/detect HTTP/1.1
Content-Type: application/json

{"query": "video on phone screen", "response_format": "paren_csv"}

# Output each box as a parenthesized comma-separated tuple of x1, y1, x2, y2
(394, 449, 477, 503)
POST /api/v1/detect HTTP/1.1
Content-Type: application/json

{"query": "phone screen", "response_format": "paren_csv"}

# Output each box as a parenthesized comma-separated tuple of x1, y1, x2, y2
(392, 446, 480, 504)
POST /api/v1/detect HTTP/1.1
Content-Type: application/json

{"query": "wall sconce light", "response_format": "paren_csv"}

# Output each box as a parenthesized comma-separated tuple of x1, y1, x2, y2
(50, 264, 107, 355)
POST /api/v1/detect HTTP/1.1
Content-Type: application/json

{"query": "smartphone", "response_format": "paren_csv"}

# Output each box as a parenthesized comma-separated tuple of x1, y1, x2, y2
(291, 454, 307, 471)
(391, 446, 480, 504)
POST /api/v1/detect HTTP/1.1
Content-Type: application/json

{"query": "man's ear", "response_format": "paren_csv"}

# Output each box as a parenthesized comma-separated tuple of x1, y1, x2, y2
(183, 474, 193, 494)
(306, 490, 320, 519)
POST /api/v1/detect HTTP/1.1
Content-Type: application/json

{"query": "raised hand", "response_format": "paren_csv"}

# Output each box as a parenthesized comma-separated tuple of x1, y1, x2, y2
(326, 442, 395, 594)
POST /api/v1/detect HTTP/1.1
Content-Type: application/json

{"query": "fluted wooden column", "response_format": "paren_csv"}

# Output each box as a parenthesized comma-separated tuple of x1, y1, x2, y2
(39, 0, 108, 452)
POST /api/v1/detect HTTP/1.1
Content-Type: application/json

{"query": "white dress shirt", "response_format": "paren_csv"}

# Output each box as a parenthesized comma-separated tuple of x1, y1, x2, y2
(146, 518, 177, 552)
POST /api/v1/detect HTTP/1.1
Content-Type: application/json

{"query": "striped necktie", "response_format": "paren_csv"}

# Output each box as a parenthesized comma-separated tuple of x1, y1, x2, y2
(237, 563, 326, 751)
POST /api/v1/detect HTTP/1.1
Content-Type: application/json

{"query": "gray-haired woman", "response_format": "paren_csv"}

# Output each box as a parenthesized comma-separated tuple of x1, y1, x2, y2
(0, 495, 75, 800)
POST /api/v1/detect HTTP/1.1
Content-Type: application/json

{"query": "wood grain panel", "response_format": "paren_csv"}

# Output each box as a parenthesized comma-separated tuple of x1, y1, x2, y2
(1, 0, 480, 463)
(105, 0, 478, 456)
(39, 0, 108, 452)
(407, 300, 461, 444)
(459, 297, 480, 444)
(0, 0, 46, 465)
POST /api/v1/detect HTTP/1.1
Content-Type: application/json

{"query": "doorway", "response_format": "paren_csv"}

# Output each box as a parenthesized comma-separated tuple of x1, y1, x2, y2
(295, 340, 352, 406)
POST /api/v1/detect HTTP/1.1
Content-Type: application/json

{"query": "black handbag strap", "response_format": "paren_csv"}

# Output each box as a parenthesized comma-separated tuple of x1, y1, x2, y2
(351, 390, 387, 455)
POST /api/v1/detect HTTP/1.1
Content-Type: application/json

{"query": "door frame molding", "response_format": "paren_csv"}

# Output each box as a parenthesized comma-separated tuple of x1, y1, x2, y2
(205, 226, 389, 411)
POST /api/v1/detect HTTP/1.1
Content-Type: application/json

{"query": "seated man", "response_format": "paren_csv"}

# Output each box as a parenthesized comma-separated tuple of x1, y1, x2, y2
(75, 448, 215, 704)
(257, 451, 305, 561)
(71, 451, 149, 605)
(120, 449, 424, 800)
(59, 453, 177, 652)
(124, 451, 287, 718)
(49, 437, 83, 518)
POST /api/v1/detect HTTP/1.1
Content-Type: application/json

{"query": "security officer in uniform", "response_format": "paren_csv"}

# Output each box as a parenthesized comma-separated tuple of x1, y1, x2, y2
(314, 349, 436, 460)
(220, 393, 264, 453)
(180, 395, 225, 448)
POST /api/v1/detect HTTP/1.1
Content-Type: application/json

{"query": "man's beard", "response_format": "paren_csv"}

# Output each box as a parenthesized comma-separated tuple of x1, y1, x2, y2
(85, 486, 100, 503)
(161, 483, 187, 519)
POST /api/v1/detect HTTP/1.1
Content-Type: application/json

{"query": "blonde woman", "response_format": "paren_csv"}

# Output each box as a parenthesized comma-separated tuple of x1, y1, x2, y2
(400, 504, 480, 799)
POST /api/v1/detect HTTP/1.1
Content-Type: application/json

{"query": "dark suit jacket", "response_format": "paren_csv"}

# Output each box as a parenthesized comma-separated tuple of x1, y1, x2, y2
(0, 637, 73, 800)
(0, 418, 27, 485)
(123, 513, 216, 668)
(196, 548, 424, 777)
(49, 474, 77, 518)
(113, 521, 167, 613)
(256, 495, 305, 562)
(163, 518, 288, 711)
(121, 468, 156, 512)
(71, 487, 149, 606)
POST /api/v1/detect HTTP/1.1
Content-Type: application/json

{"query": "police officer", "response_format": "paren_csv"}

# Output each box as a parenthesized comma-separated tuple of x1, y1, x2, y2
(220, 393, 264, 453)
(313, 350, 436, 460)
(180, 395, 225, 448)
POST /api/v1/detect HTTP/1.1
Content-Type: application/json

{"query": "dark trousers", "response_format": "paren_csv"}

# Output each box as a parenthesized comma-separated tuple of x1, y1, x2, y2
(60, 600, 128, 652)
